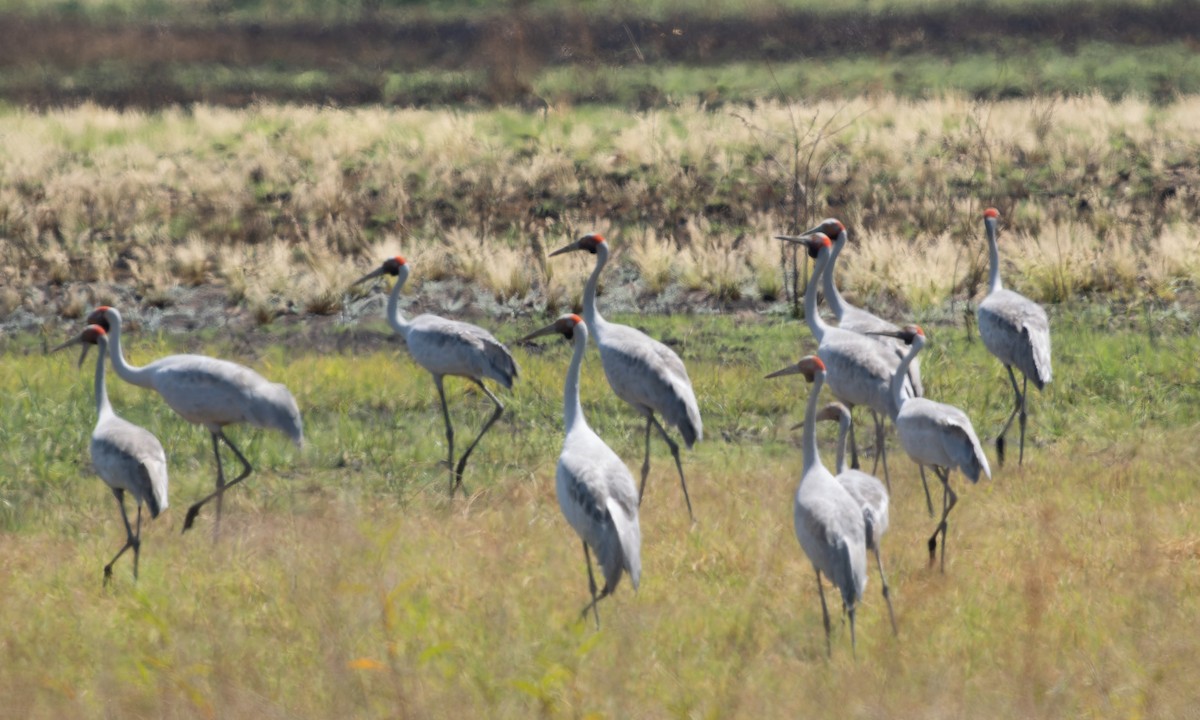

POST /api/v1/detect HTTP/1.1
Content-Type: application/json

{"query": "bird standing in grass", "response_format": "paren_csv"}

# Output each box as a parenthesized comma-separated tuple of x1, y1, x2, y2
(875, 325, 990, 571)
(353, 256, 518, 496)
(814, 402, 898, 636)
(54, 325, 168, 584)
(548, 233, 701, 521)
(86, 306, 302, 539)
(520, 313, 641, 629)
(767, 355, 867, 658)
(976, 208, 1052, 466)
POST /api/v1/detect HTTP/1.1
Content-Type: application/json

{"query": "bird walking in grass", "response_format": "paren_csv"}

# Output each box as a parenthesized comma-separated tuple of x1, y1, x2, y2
(54, 325, 168, 584)
(520, 314, 641, 629)
(767, 355, 867, 658)
(976, 208, 1052, 466)
(548, 233, 701, 521)
(813, 402, 898, 636)
(353, 256, 519, 497)
(86, 306, 302, 540)
(875, 325, 990, 572)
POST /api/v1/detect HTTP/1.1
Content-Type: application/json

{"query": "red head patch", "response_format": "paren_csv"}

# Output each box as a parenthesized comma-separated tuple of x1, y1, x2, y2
(394, 255, 407, 265)
(568, 313, 583, 325)
(984, 208, 1000, 219)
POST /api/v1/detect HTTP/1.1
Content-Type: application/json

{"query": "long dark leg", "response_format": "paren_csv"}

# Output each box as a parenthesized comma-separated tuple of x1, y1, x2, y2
(874, 546, 898, 636)
(918, 466, 934, 516)
(452, 379, 505, 496)
(871, 410, 890, 489)
(183, 430, 253, 535)
(132, 505, 142, 580)
(650, 414, 694, 522)
(211, 432, 226, 541)
(995, 365, 1023, 468)
(578, 542, 611, 630)
(639, 416, 653, 506)
(926, 468, 959, 572)
(1018, 374, 1029, 466)
(434, 375, 457, 496)
(847, 405, 861, 470)
(104, 489, 137, 585)
(847, 603, 857, 660)
(815, 568, 832, 658)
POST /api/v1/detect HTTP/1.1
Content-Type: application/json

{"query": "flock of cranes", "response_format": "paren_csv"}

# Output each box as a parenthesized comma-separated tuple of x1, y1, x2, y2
(54, 208, 1051, 652)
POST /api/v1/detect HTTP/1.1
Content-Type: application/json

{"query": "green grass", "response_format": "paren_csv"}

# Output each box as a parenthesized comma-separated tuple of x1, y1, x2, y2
(2, 308, 1200, 716)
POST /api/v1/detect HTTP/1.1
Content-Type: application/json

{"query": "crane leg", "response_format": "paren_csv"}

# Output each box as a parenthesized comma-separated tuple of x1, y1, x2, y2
(638, 417, 652, 506)
(871, 410, 890, 490)
(183, 430, 254, 536)
(847, 405, 861, 470)
(452, 380, 505, 496)
(815, 568, 832, 659)
(650, 415, 695, 523)
(1018, 374, 1028, 467)
(578, 542, 609, 630)
(874, 545, 898, 637)
(848, 604, 857, 660)
(926, 468, 958, 572)
(918, 466, 934, 517)
(996, 365, 1024, 468)
(434, 376, 457, 497)
(104, 489, 139, 585)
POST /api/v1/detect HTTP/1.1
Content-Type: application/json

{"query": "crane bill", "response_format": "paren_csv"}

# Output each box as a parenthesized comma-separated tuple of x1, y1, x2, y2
(547, 241, 581, 257)
(76, 343, 92, 368)
(517, 323, 560, 344)
(351, 267, 386, 286)
(765, 364, 805, 380)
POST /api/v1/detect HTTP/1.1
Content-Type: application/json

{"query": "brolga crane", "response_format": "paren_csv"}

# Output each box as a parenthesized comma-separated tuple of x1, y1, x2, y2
(520, 314, 641, 629)
(976, 208, 1052, 466)
(86, 306, 302, 539)
(548, 233, 702, 521)
(813, 402, 898, 636)
(353, 256, 519, 496)
(875, 325, 990, 572)
(54, 325, 169, 584)
(803, 217, 924, 474)
(767, 355, 867, 658)
(776, 232, 928, 509)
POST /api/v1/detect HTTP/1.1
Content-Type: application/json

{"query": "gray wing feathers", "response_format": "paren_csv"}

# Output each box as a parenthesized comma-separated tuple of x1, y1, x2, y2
(939, 413, 991, 483)
(409, 317, 519, 388)
(979, 291, 1052, 390)
(247, 381, 304, 447)
(599, 326, 702, 447)
(606, 496, 642, 591)
(92, 416, 169, 516)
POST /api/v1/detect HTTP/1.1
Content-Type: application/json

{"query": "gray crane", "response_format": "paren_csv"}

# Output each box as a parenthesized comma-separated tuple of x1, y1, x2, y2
(548, 233, 702, 521)
(353, 256, 519, 496)
(520, 314, 641, 629)
(767, 355, 867, 658)
(777, 232, 928, 509)
(54, 325, 169, 584)
(875, 325, 990, 572)
(976, 208, 1052, 466)
(86, 306, 302, 539)
(814, 402, 898, 636)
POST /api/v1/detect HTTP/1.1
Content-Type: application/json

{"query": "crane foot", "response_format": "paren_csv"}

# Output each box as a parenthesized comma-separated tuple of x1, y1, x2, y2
(182, 505, 201, 533)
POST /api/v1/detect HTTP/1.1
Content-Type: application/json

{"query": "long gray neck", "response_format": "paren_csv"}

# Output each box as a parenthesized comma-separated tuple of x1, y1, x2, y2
(823, 230, 848, 320)
(804, 246, 831, 341)
(986, 218, 1003, 294)
(802, 370, 826, 475)
(94, 338, 113, 418)
(386, 265, 413, 338)
(563, 323, 589, 434)
(581, 243, 608, 337)
(103, 312, 154, 388)
(834, 410, 851, 475)
(890, 336, 924, 419)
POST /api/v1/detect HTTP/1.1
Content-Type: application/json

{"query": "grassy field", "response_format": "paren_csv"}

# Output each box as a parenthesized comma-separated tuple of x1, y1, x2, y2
(1, 308, 1199, 718)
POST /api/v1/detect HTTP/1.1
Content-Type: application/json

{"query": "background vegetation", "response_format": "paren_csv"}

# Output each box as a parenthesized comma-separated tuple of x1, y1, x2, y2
(3, 0, 1200, 717)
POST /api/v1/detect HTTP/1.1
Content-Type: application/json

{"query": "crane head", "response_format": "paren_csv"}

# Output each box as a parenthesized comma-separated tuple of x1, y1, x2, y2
(776, 232, 832, 259)
(871, 324, 925, 346)
(517, 313, 585, 344)
(352, 256, 408, 286)
(984, 208, 1000, 220)
(50, 324, 107, 367)
(765, 354, 825, 382)
(86, 305, 114, 331)
(802, 218, 846, 242)
(548, 233, 606, 258)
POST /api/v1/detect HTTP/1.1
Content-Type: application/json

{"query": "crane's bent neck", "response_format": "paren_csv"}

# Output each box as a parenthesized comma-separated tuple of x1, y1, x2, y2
(804, 248, 831, 341)
(823, 231, 849, 321)
(986, 220, 1004, 295)
(386, 266, 414, 337)
(94, 338, 113, 418)
(890, 337, 923, 418)
(563, 325, 589, 434)
(581, 244, 609, 337)
(801, 371, 826, 476)
(102, 312, 154, 388)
